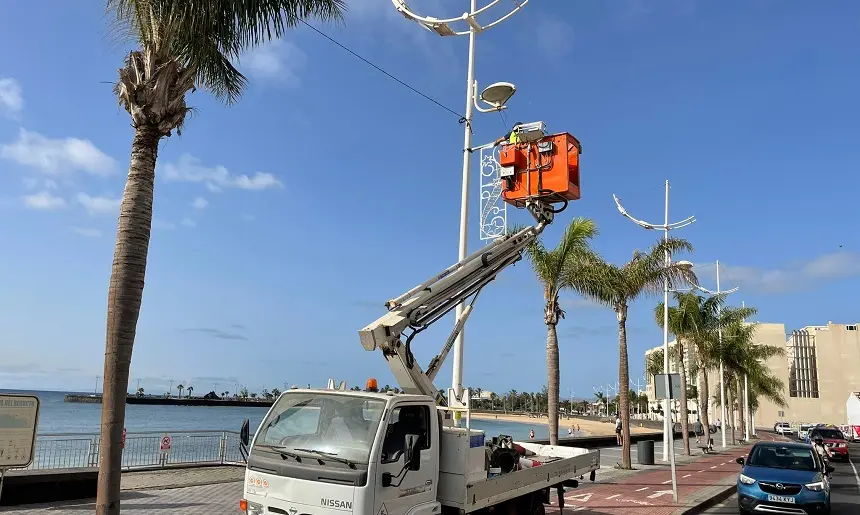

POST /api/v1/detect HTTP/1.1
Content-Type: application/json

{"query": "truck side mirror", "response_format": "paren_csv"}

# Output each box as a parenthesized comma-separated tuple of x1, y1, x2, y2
(735, 457, 744, 465)
(240, 419, 250, 446)
(404, 434, 421, 471)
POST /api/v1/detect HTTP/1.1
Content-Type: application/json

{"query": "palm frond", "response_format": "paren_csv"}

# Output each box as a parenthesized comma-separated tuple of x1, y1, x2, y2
(108, 0, 347, 104)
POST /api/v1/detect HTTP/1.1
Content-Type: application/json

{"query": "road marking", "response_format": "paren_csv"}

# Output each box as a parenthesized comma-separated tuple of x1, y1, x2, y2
(662, 479, 673, 484)
(635, 487, 648, 492)
(711, 466, 717, 469)
(849, 456, 860, 494)
(606, 494, 620, 500)
(697, 470, 704, 473)
(682, 474, 691, 478)
(646, 490, 674, 499)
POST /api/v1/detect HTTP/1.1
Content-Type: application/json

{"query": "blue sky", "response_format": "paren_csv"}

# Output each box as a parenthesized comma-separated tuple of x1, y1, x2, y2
(1, 1, 859, 400)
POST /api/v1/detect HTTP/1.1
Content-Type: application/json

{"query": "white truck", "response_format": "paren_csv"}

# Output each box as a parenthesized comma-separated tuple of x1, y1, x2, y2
(238, 199, 600, 515)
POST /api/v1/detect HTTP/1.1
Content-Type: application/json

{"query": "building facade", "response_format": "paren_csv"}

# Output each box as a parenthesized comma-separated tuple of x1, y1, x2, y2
(756, 322, 860, 427)
(642, 321, 860, 429)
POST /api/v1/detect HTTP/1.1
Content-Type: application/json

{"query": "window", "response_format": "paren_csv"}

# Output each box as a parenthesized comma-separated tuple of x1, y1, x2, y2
(812, 429, 844, 440)
(788, 330, 819, 398)
(747, 445, 818, 472)
(381, 405, 431, 464)
(255, 392, 386, 465)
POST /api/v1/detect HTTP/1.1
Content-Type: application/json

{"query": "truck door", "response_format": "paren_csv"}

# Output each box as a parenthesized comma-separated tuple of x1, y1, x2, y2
(374, 403, 439, 515)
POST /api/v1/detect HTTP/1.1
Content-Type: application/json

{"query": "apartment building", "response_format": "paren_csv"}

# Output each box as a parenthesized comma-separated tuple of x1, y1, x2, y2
(642, 322, 860, 428)
(756, 322, 860, 426)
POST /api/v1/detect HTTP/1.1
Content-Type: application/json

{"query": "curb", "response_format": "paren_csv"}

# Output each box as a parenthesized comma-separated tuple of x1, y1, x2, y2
(675, 483, 737, 515)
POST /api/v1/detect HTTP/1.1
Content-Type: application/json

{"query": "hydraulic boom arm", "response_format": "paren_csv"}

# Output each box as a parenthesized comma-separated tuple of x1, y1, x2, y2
(358, 201, 554, 402)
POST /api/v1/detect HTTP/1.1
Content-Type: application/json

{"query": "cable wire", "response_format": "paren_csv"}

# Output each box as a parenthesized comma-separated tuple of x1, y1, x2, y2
(298, 20, 465, 121)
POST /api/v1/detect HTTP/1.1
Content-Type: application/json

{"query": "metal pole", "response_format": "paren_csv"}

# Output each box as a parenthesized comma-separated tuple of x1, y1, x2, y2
(742, 300, 750, 441)
(661, 179, 678, 502)
(451, 0, 478, 415)
(0, 468, 5, 505)
(717, 260, 727, 449)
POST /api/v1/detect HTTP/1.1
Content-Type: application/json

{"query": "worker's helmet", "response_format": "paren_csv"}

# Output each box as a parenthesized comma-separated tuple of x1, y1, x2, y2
(814, 436, 824, 444)
(365, 378, 379, 392)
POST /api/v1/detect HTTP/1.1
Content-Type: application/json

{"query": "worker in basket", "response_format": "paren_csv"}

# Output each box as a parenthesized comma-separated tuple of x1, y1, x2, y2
(812, 436, 832, 473)
(493, 122, 523, 147)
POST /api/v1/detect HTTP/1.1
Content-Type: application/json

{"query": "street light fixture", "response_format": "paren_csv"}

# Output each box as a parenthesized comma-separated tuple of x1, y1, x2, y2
(392, 0, 529, 420)
(612, 180, 696, 504)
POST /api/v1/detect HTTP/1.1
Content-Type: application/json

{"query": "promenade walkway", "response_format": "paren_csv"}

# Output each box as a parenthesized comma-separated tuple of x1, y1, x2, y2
(7, 440, 760, 514)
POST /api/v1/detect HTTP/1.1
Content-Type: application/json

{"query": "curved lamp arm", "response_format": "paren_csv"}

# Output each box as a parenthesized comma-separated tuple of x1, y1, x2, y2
(392, 0, 529, 36)
(613, 194, 696, 230)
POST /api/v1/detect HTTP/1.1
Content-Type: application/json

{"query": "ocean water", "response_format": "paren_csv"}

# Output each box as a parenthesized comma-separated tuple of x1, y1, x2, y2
(2, 390, 551, 441)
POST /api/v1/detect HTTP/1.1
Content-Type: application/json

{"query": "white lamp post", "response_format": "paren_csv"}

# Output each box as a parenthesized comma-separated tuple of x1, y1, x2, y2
(689, 261, 738, 449)
(392, 0, 528, 412)
(612, 180, 695, 503)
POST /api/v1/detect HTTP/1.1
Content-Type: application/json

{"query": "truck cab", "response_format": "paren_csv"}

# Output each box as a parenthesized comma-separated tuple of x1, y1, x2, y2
(242, 389, 443, 515)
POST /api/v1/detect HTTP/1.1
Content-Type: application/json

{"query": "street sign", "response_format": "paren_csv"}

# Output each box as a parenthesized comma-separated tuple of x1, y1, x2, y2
(160, 435, 172, 453)
(0, 394, 40, 469)
(653, 374, 682, 400)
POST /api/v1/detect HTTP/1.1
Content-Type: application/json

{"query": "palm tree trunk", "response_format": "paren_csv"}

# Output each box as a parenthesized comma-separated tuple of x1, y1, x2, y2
(96, 125, 160, 515)
(726, 382, 735, 445)
(546, 322, 560, 445)
(698, 362, 711, 447)
(676, 340, 691, 455)
(736, 376, 746, 440)
(617, 306, 632, 469)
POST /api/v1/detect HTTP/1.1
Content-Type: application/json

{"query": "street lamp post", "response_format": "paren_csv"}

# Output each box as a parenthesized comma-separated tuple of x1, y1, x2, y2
(392, 0, 528, 415)
(690, 261, 738, 449)
(612, 179, 696, 503)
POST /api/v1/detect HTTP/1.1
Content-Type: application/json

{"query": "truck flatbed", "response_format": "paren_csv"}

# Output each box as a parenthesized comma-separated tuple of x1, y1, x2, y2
(439, 442, 600, 512)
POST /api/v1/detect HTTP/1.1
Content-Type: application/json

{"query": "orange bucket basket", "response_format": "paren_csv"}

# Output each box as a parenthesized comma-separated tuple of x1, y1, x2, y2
(499, 132, 581, 208)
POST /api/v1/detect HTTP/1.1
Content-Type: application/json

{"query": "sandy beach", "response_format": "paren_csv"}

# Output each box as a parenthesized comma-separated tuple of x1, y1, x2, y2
(470, 412, 658, 437)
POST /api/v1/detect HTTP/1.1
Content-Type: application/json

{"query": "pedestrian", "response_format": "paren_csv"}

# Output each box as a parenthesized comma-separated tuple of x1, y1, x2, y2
(694, 418, 703, 444)
(577, 424, 581, 432)
(615, 414, 623, 445)
(568, 426, 573, 436)
(529, 429, 535, 440)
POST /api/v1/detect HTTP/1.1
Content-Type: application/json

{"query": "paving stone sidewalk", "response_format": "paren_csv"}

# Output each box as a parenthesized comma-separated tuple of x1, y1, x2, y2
(545, 444, 752, 515)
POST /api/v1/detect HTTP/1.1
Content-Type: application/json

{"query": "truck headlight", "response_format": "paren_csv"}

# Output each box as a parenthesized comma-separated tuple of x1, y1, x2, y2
(805, 481, 825, 492)
(240, 499, 265, 515)
(739, 474, 756, 485)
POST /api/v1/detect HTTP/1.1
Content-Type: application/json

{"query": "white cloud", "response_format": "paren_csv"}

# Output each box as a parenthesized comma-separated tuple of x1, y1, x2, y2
(181, 217, 196, 228)
(71, 227, 102, 238)
(1, 128, 116, 176)
(697, 251, 860, 294)
(22, 177, 58, 190)
(22, 191, 66, 210)
(243, 39, 306, 87)
(161, 154, 281, 192)
(76, 193, 121, 215)
(191, 197, 208, 210)
(0, 78, 23, 117)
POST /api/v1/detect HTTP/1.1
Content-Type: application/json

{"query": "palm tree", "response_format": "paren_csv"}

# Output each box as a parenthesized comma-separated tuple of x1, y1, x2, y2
(523, 217, 599, 445)
(654, 291, 706, 455)
(186, 386, 193, 398)
(176, 384, 184, 399)
(271, 387, 281, 398)
(96, 2, 345, 513)
(136, 387, 144, 396)
(573, 237, 696, 469)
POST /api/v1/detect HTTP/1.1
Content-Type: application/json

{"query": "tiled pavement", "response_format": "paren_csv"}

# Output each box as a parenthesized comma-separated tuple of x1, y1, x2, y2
(6, 482, 245, 514)
(121, 466, 244, 490)
(545, 445, 753, 515)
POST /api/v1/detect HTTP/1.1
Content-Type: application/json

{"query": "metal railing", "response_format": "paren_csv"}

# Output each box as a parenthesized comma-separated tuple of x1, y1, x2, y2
(24, 430, 247, 471)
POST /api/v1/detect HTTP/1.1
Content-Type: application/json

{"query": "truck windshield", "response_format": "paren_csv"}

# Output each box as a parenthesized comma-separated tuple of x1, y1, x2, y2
(254, 392, 385, 465)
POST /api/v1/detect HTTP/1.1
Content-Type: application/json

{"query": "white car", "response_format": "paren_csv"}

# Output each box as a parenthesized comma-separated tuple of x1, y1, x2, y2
(798, 423, 812, 440)
(774, 422, 794, 435)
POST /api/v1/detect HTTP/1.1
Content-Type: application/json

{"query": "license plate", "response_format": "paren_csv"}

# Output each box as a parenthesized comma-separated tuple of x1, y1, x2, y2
(767, 494, 795, 504)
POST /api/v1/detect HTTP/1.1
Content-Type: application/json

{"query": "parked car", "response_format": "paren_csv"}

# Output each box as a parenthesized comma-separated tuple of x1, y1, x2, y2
(736, 442, 833, 515)
(806, 427, 850, 461)
(798, 424, 813, 441)
(775, 422, 795, 436)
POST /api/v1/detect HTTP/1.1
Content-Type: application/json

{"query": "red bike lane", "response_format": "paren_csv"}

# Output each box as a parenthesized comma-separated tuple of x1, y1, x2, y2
(545, 446, 753, 515)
